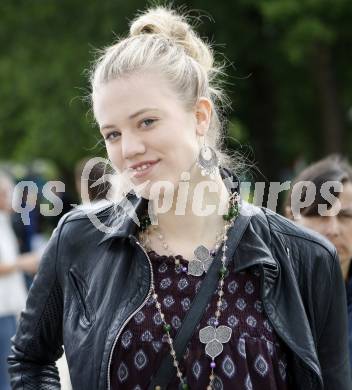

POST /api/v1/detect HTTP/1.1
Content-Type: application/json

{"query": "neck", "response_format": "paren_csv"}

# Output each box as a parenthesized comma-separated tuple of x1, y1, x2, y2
(149, 168, 231, 240)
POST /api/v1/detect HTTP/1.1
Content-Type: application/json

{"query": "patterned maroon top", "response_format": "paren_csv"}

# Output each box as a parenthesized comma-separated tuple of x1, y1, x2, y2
(110, 250, 291, 389)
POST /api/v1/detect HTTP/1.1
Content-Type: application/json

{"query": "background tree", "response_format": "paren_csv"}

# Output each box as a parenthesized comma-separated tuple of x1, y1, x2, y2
(0, 0, 351, 191)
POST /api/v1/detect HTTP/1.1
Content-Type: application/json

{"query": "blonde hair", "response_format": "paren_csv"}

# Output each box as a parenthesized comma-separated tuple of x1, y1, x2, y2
(90, 5, 236, 170)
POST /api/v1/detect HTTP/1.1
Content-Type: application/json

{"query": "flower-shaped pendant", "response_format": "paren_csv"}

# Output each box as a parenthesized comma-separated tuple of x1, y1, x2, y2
(199, 325, 232, 359)
(187, 245, 213, 276)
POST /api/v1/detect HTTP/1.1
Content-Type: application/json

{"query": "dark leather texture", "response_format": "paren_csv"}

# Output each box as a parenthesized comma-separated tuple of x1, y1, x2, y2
(8, 169, 352, 390)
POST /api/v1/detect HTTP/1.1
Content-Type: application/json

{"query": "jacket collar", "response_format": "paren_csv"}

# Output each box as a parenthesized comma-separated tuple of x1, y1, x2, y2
(98, 169, 278, 274)
(231, 202, 278, 274)
(98, 166, 241, 245)
(98, 168, 278, 276)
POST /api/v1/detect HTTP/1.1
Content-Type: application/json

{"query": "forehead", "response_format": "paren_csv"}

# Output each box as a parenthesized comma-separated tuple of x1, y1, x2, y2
(93, 72, 183, 126)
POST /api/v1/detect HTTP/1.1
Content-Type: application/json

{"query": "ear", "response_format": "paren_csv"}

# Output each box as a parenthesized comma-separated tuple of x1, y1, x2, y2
(194, 97, 212, 137)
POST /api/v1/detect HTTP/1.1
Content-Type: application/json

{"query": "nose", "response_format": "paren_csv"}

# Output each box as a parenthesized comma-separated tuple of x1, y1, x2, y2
(323, 216, 340, 238)
(121, 132, 146, 161)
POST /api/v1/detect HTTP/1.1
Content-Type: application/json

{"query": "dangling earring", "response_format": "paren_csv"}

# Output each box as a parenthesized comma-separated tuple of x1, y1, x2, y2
(196, 137, 219, 179)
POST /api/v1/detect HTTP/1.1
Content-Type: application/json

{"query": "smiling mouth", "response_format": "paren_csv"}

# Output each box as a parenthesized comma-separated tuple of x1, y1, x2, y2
(134, 162, 156, 171)
(130, 160, 160, 178)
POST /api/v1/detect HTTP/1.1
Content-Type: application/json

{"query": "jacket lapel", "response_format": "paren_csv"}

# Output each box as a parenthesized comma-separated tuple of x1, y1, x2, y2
(98, 166, 241, 244)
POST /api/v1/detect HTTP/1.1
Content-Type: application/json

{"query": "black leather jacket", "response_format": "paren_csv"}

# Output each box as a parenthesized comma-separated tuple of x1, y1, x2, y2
(8, 170, 352, 389)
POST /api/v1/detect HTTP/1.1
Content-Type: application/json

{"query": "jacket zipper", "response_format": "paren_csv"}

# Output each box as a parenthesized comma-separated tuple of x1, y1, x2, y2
(106, 238, 154, 390)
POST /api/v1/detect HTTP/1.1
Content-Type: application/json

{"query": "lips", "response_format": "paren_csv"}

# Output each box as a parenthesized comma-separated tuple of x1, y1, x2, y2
(128, 159, 160, 178)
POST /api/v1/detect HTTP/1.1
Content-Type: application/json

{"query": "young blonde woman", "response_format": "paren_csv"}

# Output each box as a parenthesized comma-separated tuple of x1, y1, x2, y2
(8, 7, 351, 390)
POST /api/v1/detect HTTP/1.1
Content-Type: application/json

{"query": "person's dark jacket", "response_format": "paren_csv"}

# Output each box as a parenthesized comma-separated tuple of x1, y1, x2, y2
(8, 169, 352, 389)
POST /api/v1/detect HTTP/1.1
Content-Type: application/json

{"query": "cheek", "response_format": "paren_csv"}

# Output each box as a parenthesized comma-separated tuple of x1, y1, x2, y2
(105, 144, 122, 169)
(167, 135, 199, 163)
(342, 221, 352, 242)
(296, 218, 321, 232)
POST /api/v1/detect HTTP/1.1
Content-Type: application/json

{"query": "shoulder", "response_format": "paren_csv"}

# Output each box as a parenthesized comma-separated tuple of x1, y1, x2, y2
(61, 202, 114, 224)
(259, 207, 338, 276)
(262, 207, 336, 254)
(52, 203, 116, 245)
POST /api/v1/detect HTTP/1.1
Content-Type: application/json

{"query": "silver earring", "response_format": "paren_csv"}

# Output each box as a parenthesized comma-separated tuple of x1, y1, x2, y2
(196, 141, 219, 179)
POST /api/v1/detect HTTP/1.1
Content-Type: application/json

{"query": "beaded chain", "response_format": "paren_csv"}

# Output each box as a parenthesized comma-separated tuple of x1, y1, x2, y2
(139, 192, 240, 275)
(138, 192, 240, 390)
(139, 225, 225, 274)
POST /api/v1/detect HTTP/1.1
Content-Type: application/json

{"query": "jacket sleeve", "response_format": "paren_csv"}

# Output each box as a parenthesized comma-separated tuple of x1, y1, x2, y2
(318, 250, 352, 389)
(7, 216, 68, 389)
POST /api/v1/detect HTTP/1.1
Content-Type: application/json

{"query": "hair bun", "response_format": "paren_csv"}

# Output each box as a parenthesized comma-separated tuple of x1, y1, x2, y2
(129, 6, 213, 72)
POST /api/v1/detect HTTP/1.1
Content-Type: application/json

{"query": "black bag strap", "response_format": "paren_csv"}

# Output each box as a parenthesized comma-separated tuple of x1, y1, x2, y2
(148, 210, 252, 390)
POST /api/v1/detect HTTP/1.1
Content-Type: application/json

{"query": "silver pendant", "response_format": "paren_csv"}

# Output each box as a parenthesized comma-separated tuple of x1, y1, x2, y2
(187, 245, 212, 276)
(199, 325, 232, 359)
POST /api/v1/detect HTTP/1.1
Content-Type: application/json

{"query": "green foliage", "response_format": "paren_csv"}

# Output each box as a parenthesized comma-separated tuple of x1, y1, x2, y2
(0, 0, 140, 171)
(0, 0, 351, 181)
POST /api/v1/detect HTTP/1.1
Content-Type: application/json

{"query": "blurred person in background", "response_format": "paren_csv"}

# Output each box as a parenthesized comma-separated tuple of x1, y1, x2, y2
(47, 177, 75, 230)
(0, 171, 38, 390)
(284, 154, 352, 373)
(11, 175, 44, 290)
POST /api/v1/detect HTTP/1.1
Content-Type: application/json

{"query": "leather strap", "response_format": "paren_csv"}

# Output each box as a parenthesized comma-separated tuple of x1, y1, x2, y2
(148, 210, 252, 390)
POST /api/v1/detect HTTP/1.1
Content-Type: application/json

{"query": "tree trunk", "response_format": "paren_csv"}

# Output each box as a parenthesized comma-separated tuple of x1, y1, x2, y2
(311, 42, 344, 154)
(247, 64, 278, 180)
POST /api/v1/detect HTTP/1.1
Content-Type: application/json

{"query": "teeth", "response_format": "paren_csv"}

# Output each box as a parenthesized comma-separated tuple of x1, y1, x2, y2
(135, 163, 151, 172)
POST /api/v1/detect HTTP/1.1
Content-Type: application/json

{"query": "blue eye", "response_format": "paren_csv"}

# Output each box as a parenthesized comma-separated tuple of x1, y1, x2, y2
(141, 118, 156, 128)
(105, 131, 121, 141)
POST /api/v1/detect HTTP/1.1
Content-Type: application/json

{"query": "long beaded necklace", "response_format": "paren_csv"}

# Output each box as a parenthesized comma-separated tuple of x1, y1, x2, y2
(139, 192, 240, 277)
(137, 192, 240, 390)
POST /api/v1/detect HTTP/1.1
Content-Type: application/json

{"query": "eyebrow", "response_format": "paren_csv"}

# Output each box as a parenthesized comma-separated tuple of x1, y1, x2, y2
(100, 107, 159, 131)
(129, 107, 158, 120)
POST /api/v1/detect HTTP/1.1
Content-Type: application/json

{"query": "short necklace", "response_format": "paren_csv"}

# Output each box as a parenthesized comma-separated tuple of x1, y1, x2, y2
(139, 192, 240, 277)
(138, 192, 240, 390)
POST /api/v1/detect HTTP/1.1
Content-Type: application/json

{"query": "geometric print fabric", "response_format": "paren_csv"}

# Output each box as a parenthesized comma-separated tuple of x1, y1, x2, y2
(110, 250, 291, 389)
